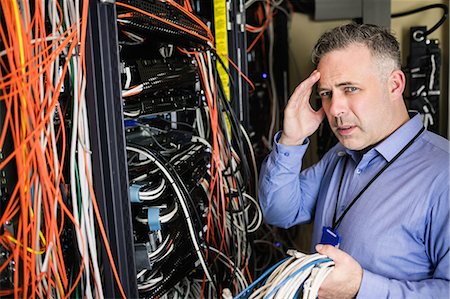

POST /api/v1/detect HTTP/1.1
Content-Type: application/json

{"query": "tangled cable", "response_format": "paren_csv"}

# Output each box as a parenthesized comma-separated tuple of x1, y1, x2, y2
(233, 250, 334, 299)
(0, 1, 126, 297)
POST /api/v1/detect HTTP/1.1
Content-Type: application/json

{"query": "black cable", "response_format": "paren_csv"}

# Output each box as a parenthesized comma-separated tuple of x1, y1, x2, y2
(204, 67, 252, 285)
(158, 117, 197, 132)
(392, 4, 448, 37)
(225, 178, 240, 287)
(213, 58, 252, 186)
(213, 51, 236, 87)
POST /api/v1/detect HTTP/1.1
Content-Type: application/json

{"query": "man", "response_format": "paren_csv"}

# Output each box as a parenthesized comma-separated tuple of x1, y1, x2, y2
(259, 23, 449, 298)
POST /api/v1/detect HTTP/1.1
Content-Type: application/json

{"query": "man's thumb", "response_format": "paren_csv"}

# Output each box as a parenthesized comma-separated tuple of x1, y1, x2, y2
(315, 244, 343, 263)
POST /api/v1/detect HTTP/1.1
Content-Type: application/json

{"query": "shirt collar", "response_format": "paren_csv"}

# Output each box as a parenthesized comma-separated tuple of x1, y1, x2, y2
(374, 113, 424, 162)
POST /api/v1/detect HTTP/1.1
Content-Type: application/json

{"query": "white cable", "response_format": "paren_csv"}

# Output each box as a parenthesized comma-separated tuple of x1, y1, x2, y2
(160, 202, 178, 223)
(224, 191, 261, 233)
(158, 243, 175, 261)
(139, 178, 166, 196)
(429, 54, 436, 90)
(191, 135, 213, 150)
(122, 84, 144, 97)
(303, 262, 334, 299)
(243, 193, 263, 233)
(68, 45, 91, 299)
(124, 66, 132, 89)
(198, 54, 214, 109)
(195, 107, 206, 138)
(138, 274, 164, 291)
(124, 110, 141, 117)
(267, 6, 278, 148)
(139, 178, 166, 200)
(182, 278, 191, 299)
(139, 188, 165, 201)
(135, 202, 178, 224)
(147, 235, 170, 259)
(67, 1, 104, 295)
(244, 251, 334, 299)
(239, 124, 258, 195)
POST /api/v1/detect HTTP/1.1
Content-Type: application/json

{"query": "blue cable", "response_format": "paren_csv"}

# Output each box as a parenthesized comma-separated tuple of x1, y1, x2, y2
(265, 258, 332, 299)
(293, 282, 304, 298)
(233, 257, 290, 299)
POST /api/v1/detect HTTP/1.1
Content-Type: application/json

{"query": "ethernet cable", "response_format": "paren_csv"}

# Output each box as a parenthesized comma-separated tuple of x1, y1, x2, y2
(234, 250, 334, 299)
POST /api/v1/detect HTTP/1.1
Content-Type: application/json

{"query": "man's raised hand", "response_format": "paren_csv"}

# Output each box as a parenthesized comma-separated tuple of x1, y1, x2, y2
(279, 70, 325, 145)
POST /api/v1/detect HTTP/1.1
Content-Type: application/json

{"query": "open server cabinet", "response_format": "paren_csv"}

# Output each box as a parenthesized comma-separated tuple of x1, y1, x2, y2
(85, 0, 254, 297)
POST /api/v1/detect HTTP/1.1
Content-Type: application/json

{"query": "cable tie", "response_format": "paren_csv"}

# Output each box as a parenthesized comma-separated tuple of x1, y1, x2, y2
(129, 184, 142, 203)
(147, 207, 161, 231)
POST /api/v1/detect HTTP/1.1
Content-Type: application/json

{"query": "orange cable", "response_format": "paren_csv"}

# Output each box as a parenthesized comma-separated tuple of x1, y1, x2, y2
(116, 2, 213, 44)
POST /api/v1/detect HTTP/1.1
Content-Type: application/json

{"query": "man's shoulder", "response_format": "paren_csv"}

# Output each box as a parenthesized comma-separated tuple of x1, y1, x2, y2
(414, 131, 450, 180)
(421, 130, 450, 155)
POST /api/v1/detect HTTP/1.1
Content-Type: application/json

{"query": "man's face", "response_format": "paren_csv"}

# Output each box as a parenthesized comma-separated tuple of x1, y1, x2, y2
(317, 44, 396, 151)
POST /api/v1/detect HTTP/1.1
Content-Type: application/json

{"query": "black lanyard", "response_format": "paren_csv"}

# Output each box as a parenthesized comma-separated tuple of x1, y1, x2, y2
(332, 127, 425, 230)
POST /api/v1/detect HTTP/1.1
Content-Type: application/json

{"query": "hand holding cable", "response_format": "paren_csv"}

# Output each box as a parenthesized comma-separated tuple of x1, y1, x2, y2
(315, 244, 363, 299)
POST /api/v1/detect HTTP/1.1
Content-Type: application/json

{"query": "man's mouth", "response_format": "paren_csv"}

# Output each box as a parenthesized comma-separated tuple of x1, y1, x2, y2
(336, 125, 355, 136)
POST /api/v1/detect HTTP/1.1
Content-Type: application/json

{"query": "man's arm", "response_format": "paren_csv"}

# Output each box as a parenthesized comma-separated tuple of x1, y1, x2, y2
(258, 136, 314, 227)
(258, 71, 326, 228)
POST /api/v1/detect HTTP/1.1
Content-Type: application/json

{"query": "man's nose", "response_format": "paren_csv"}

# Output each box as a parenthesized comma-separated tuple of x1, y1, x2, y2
(328, 92, 348, 118)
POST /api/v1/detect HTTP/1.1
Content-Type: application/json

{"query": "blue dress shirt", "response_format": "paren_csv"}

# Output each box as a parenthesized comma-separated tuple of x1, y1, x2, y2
(259, 114, 449, 298)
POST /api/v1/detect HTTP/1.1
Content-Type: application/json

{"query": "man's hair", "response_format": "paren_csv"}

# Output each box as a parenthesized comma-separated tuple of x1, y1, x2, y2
(311, 23, 401, 71)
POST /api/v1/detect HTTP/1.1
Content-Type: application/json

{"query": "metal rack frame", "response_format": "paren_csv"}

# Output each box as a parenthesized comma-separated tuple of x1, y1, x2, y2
(85, 1, 138, 297)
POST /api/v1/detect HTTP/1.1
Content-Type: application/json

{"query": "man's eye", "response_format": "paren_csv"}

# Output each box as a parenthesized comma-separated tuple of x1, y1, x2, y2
(345, 87, 359, 93)
(319, 91, 331, 98)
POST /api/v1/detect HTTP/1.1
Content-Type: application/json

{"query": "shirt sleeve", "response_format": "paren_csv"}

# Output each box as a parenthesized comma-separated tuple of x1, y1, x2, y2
(356, 186, 450, 299)
(258, 131, 330, 228)
(356, 270, 449, 299)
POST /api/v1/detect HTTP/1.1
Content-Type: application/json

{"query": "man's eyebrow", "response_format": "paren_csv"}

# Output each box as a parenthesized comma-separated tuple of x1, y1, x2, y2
(336, 81, 357, 87)
(317, 81, 357, 91)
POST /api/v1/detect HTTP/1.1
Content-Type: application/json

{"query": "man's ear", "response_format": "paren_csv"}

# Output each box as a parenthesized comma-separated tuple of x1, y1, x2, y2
(388, 69, 406, 99)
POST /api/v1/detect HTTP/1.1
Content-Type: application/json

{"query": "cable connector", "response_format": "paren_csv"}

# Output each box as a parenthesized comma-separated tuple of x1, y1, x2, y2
(287, 249, 306, 259)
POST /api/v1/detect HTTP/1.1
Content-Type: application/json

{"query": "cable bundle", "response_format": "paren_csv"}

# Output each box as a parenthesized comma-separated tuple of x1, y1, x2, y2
(0, 1, 125, 298)
(234, 250, 334, 299)
(116, 0, 214, 47)
(245, 0, 291, 149)
(192, 49, 263, 293)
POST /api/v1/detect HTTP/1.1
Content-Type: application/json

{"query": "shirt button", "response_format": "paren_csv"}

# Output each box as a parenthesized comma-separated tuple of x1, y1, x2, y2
(356, 168, 362, 174)
(284, 152, 289, 157)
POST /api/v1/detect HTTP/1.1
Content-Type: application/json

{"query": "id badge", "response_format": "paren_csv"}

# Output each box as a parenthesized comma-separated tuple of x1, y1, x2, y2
(320, 226, 341, 247)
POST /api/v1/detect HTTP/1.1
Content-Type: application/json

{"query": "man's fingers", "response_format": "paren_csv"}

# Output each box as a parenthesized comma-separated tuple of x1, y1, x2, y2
(288, 70, 320, 108)
(293, 70, 320, 100)
(315, 244, 348, 265)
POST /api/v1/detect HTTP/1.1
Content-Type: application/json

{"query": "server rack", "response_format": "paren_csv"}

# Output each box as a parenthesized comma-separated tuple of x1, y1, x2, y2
(85, 1, 138, 297)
